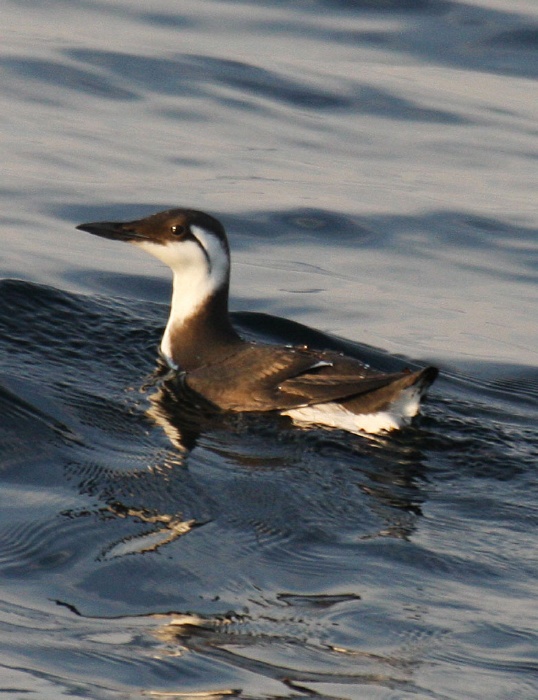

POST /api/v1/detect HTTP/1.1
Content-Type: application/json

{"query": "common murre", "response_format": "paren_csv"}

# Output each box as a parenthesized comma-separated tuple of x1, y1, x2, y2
(77, 208, 438, 435)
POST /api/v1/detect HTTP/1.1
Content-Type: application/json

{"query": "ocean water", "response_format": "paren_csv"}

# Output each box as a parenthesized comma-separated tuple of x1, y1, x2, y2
(1, 0, 537, 698)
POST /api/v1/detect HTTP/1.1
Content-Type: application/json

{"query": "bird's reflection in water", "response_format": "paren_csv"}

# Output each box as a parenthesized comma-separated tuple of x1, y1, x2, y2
(70, 361, 432, 561)
(145, 366, 225, 454)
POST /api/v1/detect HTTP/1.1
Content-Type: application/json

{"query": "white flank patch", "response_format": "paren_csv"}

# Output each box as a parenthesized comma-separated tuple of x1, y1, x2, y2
(136, 226, 229, 368)
(282, 383, 423, 435)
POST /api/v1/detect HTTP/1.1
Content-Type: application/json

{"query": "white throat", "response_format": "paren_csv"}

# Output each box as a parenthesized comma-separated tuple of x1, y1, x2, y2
(135, 225, 229, 368)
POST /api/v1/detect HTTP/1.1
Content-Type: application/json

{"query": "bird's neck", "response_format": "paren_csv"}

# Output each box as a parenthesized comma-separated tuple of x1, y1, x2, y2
(161, 272, 242, 371)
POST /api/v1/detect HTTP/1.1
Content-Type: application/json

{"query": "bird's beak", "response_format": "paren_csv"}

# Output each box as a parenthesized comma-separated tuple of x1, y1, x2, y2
(76, 221, 150, 242)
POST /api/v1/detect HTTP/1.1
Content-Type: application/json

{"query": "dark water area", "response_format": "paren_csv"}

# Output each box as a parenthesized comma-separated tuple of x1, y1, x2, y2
(1, 278, 536, 699)
(2, 0, 538, 698)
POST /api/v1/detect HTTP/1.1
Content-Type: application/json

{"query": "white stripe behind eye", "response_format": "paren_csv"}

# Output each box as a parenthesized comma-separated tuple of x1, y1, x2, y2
(189, 225, 212, 270)
(191, 225, 231, 285)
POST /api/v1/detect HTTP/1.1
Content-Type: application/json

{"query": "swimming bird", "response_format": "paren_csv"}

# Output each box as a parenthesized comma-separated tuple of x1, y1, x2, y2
(77, 208, 438, 434)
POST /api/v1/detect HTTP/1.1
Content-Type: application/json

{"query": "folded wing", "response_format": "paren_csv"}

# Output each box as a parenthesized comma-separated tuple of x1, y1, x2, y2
(185, 343, 429, 412)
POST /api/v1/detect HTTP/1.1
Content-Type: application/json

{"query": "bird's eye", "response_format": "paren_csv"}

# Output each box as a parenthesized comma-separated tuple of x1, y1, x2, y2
(170, 224, 187, 237)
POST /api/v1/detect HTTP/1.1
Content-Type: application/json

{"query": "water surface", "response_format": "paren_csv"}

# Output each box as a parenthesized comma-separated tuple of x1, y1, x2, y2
(1, 0, 537, 698)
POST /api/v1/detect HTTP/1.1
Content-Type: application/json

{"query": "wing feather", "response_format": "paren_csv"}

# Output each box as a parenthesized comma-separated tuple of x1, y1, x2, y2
(185, 343, 412, 412)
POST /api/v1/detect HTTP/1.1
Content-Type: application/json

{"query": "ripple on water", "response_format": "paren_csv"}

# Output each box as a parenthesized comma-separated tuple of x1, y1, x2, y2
(0, 279, 536, 698)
